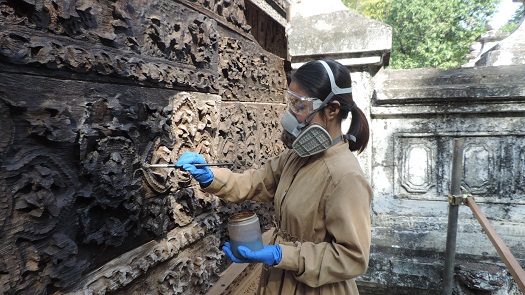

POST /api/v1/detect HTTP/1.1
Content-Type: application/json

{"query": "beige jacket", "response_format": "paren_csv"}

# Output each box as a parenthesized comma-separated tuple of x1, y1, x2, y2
(206, 142, 372, 295)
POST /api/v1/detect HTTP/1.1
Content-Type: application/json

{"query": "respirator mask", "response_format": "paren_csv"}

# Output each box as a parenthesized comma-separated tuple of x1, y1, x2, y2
(281, 60, 354, 157)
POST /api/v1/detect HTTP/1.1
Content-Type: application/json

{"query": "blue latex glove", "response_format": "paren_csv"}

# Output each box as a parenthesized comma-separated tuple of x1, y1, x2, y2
(222, 242, 282, 266)
(175, 152, 214, 187)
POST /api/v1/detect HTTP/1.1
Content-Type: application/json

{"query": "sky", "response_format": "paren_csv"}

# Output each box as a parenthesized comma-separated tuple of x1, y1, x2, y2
(491, 0, 523, 28)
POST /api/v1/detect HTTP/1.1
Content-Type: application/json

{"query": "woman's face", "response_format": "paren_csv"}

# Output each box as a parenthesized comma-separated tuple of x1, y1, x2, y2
(286, 80, 342, 137)
(287, 80, 321, 124)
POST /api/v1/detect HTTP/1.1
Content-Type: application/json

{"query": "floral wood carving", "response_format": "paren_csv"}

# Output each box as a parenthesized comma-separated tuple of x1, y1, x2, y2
(183, 0, 251, 32)
(0, 0, 288, 293)
(157, 236, 223, 295)
(218, 37, 287, 102)
(215, 102, 283, 230)
(140, 92, 221, 226)
(0, 0, 220, 91)
(64, 214, 221, 294)
(0, 149, 85, 293)
(217, 102, 285, 170)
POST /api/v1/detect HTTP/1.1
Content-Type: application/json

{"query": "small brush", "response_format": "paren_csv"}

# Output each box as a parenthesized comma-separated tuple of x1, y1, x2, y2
(145, 163, 233, 168)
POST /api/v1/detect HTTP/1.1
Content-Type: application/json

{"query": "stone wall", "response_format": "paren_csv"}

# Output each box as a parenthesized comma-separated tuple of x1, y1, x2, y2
(283, 3, 525, 293)
(0, 0, 286, 294)
(361, 64, 525, 294)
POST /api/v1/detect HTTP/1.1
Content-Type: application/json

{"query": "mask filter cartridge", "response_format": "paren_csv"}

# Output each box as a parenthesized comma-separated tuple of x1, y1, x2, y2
(292, 125, 333, 157)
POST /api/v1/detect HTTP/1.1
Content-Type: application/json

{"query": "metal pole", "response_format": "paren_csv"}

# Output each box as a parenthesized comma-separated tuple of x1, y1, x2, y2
(442, 138, 464, 295)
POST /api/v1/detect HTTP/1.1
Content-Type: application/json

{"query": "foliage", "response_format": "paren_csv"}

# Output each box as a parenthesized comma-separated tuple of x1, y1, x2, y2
(342, 0, 377, 13)
(343, 0, 500, 69)
(500, 5, 524, 33)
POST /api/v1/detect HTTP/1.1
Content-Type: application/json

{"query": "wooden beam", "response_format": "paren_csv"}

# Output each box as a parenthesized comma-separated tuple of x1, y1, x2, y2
(466, 196, 525, 293)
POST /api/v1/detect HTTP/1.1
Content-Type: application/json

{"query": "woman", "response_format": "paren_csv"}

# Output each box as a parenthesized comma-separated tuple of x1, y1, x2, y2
(176, 59, 372, 294)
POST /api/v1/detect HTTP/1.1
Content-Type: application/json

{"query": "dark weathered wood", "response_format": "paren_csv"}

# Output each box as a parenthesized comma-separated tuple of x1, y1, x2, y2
(244, 0, 287, 59)
(0, 0, 288, 293)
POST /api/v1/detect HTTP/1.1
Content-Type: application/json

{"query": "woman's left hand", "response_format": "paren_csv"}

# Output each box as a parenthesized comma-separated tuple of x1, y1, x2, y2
(222, 242, 282, 266)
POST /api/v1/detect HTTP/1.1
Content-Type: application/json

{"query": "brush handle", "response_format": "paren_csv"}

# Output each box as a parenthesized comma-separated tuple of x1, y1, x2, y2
(147, 163, 233, 168)
(194, 163, 234, 167)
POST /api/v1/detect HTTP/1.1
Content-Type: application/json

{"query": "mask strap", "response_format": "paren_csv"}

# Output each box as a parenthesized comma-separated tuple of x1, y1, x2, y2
(343, 134, 356, 142)
(316, 60, 352, 111)
(332, 134, 356, 146)
(295, 111, 317, 134)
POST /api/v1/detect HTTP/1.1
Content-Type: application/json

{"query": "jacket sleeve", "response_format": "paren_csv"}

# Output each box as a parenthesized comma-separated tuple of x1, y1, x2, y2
(204, 151, 291, 203)
(275, 172, 372, 287)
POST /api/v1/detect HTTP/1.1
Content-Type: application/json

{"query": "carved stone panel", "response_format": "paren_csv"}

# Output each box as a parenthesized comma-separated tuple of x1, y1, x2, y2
(394, 133, 523, 204)
(436, 135, 520, 204)
(369, 66, 525, 293)
(398, 139, 436, 194)
(461, 140, 497, 195)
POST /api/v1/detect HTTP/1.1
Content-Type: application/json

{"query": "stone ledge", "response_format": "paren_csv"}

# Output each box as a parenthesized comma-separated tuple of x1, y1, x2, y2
(288, 9, 391, 61)
(372, 65, 525, 112)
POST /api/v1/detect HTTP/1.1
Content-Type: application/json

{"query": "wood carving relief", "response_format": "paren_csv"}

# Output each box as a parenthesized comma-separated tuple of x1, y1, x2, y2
(181, 0, 251, 33)
(0, 95, 89, 293)
(0, 0, 220, 91)
(217, 103, 285, 170)
(215, 102, 284, 228)
(64, 214, 223, 294)
(140, 92, 221, 228)
(218, 37, 287, 102)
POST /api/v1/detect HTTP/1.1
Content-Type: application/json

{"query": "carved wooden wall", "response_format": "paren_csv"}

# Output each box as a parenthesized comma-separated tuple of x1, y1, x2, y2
(244, 1, 287, 59)
(0, 0, 287, 294)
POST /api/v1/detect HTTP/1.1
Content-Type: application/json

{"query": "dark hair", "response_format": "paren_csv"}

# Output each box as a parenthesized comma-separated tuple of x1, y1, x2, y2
(292, 59, 370, 154)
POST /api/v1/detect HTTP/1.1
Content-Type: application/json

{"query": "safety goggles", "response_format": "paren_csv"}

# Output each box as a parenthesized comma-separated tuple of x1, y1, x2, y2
(285, 90, 323, 115)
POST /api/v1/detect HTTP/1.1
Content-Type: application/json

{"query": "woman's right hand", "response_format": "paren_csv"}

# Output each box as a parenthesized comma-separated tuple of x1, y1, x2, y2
(175, 152, 214, 187)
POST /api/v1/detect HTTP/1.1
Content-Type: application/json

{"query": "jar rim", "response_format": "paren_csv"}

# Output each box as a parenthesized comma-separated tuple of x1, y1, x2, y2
(229, 211, 257, 223)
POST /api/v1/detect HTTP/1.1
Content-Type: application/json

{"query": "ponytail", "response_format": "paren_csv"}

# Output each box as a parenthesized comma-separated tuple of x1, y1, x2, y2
(346, 104, 369, 154)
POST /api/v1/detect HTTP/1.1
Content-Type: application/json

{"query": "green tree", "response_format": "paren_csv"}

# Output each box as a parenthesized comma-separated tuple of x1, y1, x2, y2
(352, 0, 500, 69)
(500, 4, 524, 33)
(343, 0, 387, 18)
(342, 0, 373, 12)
